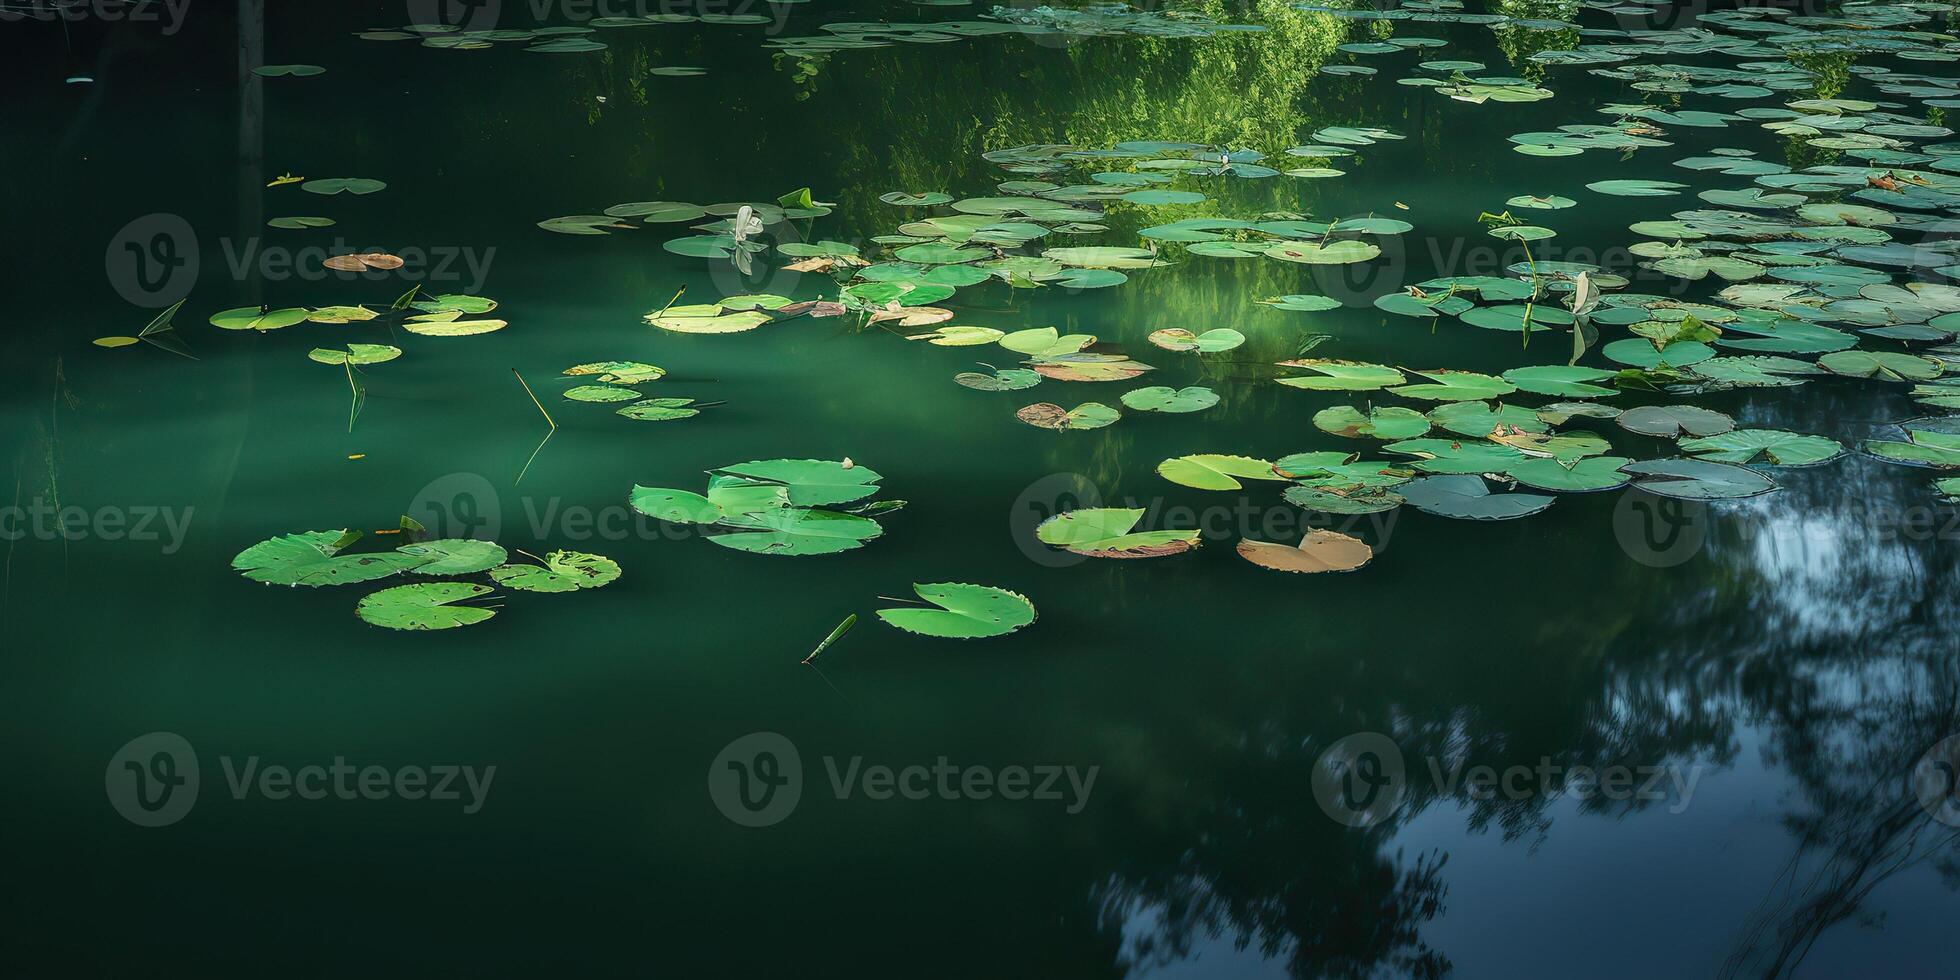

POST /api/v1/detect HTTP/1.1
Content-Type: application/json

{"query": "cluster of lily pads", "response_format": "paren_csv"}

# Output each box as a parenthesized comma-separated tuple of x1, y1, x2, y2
(355, 13, 771, 56)
(628, 458, 902, 556)
(233, 526, 620, 631)
(557, 360, 709, 422)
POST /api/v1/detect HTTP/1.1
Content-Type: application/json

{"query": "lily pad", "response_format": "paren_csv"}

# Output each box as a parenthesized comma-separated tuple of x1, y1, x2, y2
(1677, 429, 1844, 465)
(488, 551, 622, 592)
(1120, 386, 1219, 413)
(1148, 328, 1245, 353)
(1015, 402, 1120, 430)
(1313, 405, 1430, 440)
(1398, 475, 1555, 520)
(356, 582, 496, 631)
(1617, 405, 1736, 438)
(397, 538, 509, 575)
(1157, 454, 1283, 491)
(876, 583, 1036, 639)
(232, 530, 424, 587)
(1236, 531, 1373, 574)
(1034, 508, 1200, 559)
(1620, 458, 1778, 499)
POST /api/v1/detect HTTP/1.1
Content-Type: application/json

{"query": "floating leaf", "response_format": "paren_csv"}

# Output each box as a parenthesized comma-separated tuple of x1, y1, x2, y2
(1276, 359, 1404, 391)
(1120, 386, 1219, 413)
(1398, 475, 1554, 520)
(397, 538, 508, 575)
(1015, 402, 1120, 430)
(232, 530, 423, 587)
(1034, 508, 1200, 559)
(1148, 328, 1245, 353)
(1617, 405, 1735, 438)
(1677, 429, 1844, 466)
(489, 551, 622, 592)
(876, 583, 1036, 639)
(1621, 458, 1778, 499)
(355, 582, 496, 631)
(1157, 454, 1283, 490)
(1236, 531, 1373, 574)
(1313, 405, 1430, 439)
(954, 367, 1042, 391)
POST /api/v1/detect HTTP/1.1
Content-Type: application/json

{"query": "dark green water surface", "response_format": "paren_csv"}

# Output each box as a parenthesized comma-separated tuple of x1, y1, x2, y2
(5, 1, 1960, 977)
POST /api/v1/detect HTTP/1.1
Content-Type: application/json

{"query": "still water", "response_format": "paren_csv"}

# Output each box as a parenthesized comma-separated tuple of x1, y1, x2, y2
(6, 1, 1960, 977)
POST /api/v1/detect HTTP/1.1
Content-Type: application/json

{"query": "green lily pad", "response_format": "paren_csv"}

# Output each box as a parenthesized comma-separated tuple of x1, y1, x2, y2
(711, 507, 885, 556)
(397, 538, 509, 575)
(1015, 402, 1121, 430)
(1817, 350, 1945, 381)
(1277, 360, 1405, 391)
(1677, 429, 1844, 465)
(1502, 365, 1617, 398)
(301, 177, 387, 195)
(1398, 475, 1554, 520)
(488, 551, 622, 592)
(1617, 405, 1735, 437)
(954, 367, 1042, 391)
(1034, 508, 1201, 559)
(1157, 454, 1283, 490)
(616, 397, 702, 421)
(1621, 458, 1778, 499)
(1385, 438, 1528, 474)
(1506, 456, 1633, 492)
(1148, 328, 1245, 353)
(565, 384, 641, 403)
(307, 344, 401, 366)
(355, 582, 496, 631)
(211, 307, 308, 331)
(1120, 386, 1219, 413)
(877, 583, 1036, 639)
(1313, 405, 1431, 440)
(232, 530, 424, 587)
(1388, 370, 1517, 402)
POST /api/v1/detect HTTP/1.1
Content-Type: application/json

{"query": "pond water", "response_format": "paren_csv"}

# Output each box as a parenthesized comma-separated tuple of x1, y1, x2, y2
(8, 1, 1960, 976)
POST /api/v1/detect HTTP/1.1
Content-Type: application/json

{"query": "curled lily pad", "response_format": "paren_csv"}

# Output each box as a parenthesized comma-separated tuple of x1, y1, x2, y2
(1277, 360, 1404, 391)
(1157, 454, 1283, 491)
(1015, 402, 1120, 430)
(1120, 386, 1219, 413)
(1502, 365, 1616, 398)
(355, 582, 496, 631)
(1148, 328, 1245, 353)
(1236, 531, 1373, 574)
(488, 551, 621, 592)
(1388, 370, 1516, 402)
(1621, 458, 1778, 499)
(1034, 508, 1200, 559)
(877, 583, 1036, 639)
